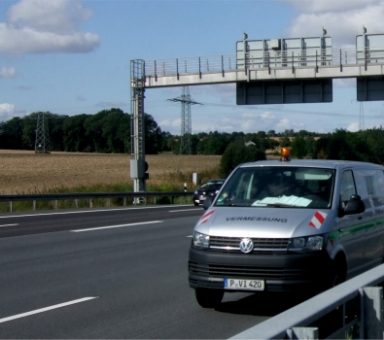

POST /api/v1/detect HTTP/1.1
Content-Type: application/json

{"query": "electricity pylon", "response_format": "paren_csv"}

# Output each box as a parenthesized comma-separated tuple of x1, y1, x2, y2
(35, 112, 50, 153)
(168, 86, 201, 154)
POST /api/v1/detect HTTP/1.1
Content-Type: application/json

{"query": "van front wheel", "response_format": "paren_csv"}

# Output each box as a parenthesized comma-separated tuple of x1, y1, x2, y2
(329, 256, 347, 288)
(195, 288, 224, 308)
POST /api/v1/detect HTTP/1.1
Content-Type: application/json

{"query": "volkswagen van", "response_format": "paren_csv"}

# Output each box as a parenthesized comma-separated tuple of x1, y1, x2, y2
(188, 157, 384, 308)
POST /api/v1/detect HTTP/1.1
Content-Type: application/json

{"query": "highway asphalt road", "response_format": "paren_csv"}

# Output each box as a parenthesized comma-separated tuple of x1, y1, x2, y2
(0, 206, 295, 338)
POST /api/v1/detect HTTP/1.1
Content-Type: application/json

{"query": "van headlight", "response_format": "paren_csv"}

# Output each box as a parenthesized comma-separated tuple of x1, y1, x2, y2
(288, 236, 324, 252)
(192, 231, 210, 248)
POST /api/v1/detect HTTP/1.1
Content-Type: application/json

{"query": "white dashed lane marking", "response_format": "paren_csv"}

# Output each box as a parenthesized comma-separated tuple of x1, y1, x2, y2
(0, 297, 98, 324)
(71, 220, 163, 233)
(0, 223, 19, 228)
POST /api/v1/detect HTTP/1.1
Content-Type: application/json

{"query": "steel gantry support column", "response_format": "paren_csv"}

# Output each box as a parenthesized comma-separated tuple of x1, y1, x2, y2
(130, 60, 147, 198)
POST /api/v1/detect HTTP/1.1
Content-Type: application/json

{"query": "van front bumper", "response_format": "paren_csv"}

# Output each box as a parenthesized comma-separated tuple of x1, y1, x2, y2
(188, 247, 332, 293)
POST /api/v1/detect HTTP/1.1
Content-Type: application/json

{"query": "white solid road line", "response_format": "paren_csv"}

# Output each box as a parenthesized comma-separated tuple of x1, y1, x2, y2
(0, 297, 98, 324)
(168, 208, 202, 213)
(0, 223, 19, 228)
(0, 205, 193, 220)
(71, 220, 163, 233)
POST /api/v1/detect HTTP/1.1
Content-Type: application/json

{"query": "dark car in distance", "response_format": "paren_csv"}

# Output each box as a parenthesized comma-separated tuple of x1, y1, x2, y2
(193, 179, 225, 206)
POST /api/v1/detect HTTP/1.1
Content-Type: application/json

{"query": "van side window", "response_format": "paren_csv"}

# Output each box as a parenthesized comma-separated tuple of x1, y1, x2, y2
(364, 170, 384, 196)
(358, 170, 384, 207)
(340, 170, 357, 203)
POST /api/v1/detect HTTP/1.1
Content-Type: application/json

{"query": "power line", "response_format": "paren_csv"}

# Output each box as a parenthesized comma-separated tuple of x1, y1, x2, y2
(359, 102, 365, 130)
(194, 101, 383, 120)
(155, 95, 380, 120)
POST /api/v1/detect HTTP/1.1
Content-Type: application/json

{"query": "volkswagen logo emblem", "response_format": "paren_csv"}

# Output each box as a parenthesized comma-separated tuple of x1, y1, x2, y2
(239, 238, 254, 254)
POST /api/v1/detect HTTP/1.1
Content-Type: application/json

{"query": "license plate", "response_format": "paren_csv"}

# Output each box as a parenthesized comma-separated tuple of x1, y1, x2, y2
(224, 278, 265, 291)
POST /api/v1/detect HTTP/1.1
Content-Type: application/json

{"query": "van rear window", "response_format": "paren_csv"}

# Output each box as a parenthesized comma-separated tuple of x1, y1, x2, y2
(215, 166, 334, 209)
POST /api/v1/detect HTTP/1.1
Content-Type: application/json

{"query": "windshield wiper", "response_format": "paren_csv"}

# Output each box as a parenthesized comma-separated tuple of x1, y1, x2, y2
(264, 203, 297, 208)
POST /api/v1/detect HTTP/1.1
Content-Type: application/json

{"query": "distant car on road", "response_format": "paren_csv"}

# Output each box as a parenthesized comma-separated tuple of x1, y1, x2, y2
(193, 179, 225, 206)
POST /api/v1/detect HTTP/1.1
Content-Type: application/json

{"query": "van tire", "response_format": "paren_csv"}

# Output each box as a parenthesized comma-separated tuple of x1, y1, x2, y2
(195, 288, 224, 308)
(329, 255, 347, 288)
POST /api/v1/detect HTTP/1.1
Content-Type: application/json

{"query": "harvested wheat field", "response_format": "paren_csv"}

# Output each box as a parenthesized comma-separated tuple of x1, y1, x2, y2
(0, 150, 221, 195)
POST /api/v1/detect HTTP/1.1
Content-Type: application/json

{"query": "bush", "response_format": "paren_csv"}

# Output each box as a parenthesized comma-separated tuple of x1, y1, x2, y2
(313, 130, 374, 162)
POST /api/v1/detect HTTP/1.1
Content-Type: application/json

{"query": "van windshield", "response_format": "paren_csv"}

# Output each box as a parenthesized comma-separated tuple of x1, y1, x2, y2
(215, 166, 334, 209)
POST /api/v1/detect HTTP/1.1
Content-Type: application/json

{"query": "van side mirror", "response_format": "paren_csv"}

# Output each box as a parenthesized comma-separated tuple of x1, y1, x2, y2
(339, 195, 365, 217)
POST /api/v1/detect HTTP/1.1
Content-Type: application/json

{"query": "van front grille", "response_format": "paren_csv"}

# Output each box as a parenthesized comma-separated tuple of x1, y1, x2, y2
(209, 236, 290, 252)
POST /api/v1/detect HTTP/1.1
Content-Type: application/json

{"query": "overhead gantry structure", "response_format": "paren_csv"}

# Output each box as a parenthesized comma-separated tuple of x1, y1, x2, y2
(130, 31, 384, 194)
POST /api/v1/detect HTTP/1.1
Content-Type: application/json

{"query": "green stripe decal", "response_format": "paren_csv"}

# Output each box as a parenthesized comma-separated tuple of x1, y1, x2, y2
(328, 218, 384, 240)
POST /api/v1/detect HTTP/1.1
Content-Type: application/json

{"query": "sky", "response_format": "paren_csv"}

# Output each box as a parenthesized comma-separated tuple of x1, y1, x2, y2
(1, 0, 384, 135)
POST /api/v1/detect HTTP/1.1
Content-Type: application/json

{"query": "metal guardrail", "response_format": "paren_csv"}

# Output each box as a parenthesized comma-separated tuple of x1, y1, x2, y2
(0, 192, 194, 213)
(231, 263, 384, 339)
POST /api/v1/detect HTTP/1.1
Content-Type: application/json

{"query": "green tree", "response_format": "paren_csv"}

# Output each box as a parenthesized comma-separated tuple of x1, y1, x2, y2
(291, 136, 308, 159)
(63, 114, 88, 151)
(100, 108, 129, 153)
(196, 131, 232, 155)
(360, 128, 384, 164)
(0, 117, 23, 149)
(81, 108, 130, 153)
(47, 113, 66, 151)
(313, 130, 373, 161)
(144, 113, 163, 154)
(279, 136, 291, 148)
(220, 140, 266, 177)
(84, 112, 104, 152)
(21, 113, 39, 149)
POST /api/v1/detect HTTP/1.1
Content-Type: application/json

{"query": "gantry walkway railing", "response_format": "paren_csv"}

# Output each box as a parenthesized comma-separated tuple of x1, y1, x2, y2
(142, 47, 384, 88)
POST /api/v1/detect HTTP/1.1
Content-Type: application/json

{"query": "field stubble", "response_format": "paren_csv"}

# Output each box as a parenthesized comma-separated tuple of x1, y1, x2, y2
(0, 150, 221, 195)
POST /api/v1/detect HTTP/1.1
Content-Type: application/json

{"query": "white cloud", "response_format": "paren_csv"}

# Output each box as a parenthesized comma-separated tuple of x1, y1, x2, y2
(0, 66, 16, 78)
(276, 118, 292, 131)
(287, 0, 381, 14)
(8, 0, 92, 34)
(288, 1, 384, 47)
(260, 111, 276, 121)
(0, 0, 99, 54)
(159, 117, 181, 134)
(0, 103, 17, 121)
(347, 121, 360, 132)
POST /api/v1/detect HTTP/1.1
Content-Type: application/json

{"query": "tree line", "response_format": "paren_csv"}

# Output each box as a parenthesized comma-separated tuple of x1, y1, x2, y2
(0, 109, 163, 154)
(0, 108, 281, 154)
(220, 128, 384, 176)
(2, 108, 384, 176)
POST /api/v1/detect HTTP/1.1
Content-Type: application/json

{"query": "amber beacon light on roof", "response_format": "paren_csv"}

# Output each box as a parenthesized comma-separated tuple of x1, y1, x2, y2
(280, 147, 291, 161)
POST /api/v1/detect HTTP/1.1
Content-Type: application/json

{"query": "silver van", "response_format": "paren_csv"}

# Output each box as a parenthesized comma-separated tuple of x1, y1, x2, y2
(188, 159, 384, 308)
